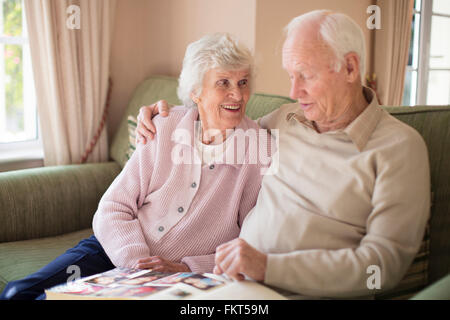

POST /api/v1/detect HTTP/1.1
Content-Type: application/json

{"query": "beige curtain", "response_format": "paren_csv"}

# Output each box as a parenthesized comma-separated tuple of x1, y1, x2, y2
(373, 0, 414, 106)
(24, 0, 116, 165)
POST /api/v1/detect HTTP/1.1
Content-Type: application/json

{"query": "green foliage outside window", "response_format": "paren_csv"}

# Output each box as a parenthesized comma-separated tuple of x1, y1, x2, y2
(3, 0, 23, 133)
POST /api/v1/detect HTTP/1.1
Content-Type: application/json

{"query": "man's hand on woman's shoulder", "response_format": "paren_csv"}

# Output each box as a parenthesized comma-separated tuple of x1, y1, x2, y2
(136, 100, 172, 144)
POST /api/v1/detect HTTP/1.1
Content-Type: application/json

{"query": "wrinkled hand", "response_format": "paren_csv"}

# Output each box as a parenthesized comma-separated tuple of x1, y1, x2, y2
(214, 238, 267, 282)
(134, 256, 190, 273)
(136, 100, 172, 144)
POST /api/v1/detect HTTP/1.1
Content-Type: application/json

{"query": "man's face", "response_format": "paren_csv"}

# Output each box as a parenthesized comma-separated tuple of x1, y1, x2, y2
(282, 29, 353, 127)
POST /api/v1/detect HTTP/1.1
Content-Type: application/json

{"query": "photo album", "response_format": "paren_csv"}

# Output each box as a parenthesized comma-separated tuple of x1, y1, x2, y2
(45, 267, 287, 300)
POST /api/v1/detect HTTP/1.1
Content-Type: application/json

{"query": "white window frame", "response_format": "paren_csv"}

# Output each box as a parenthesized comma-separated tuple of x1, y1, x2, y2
(410, 0, 450, 105)
(0, 0, 42, 163)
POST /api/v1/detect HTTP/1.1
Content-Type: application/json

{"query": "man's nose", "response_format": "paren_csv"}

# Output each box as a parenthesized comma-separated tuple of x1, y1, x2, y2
(289, 78, 305, 100)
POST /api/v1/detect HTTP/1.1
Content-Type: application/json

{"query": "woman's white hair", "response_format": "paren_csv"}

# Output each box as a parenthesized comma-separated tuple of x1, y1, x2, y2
(177, 32, 253, 108)
(285, 10, 366, 81)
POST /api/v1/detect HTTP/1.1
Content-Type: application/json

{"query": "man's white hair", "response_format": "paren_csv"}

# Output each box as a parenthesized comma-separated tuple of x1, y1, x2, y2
(177, 33, 253, 108)
(285, 10, 366, 81)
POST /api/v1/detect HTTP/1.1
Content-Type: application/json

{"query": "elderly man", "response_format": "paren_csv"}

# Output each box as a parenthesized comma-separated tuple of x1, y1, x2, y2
(136, 10, 430, 298)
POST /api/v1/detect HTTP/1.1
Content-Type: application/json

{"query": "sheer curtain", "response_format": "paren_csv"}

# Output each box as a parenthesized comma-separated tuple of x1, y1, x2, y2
(24, 0, 116, 165)
(373, 0, 414, 106)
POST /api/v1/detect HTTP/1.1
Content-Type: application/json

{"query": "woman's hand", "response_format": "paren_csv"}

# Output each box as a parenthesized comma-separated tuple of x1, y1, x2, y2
(136, 100, 171, 144)
(134, 256, 191, 273)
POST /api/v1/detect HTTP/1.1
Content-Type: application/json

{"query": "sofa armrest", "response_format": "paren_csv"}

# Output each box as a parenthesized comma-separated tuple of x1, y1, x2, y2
(0, 162, 121, 242)
(410, 274, 450, 300)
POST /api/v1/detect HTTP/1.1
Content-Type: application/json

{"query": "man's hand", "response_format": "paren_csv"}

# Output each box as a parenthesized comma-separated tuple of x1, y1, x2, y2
(214, 238, 267, 282)
(134, 256, 190, 273)
(136, 100, 171, 144)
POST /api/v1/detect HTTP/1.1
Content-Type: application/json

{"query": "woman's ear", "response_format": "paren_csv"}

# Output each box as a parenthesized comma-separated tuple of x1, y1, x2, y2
(190, 92, 200, 104)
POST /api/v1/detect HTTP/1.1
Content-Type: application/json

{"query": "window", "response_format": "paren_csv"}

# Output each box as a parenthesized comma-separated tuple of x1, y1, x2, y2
(0, 0, 39, 151)
(403, 0, 450, 106)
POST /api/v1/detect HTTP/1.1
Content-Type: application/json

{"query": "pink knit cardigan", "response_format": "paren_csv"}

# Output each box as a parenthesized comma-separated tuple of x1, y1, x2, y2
(93, 106, 271, 273)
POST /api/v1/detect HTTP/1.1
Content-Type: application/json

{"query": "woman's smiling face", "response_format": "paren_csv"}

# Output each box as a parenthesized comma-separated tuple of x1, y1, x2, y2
(193, 67, 250, 143)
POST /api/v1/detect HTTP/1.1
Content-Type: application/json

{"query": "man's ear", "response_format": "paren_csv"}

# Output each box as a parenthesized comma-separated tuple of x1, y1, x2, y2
(344, 52, 360, 83)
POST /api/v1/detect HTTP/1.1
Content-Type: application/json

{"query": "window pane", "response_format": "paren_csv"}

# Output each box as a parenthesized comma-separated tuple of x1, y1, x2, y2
(426, 71, 450, 105)
(2, 0, 22, 37)
(0, 0, 36, 144)
(403, 70, 417, 106)
(408, 13, 421, 68)
(2, 44, 23, 142)
(429, 16, 450, 69)
(433, 0, 450, 15)
(415, 0, 421, 12)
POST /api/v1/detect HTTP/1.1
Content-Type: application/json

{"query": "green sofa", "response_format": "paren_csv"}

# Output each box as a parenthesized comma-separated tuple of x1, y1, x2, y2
(1, 75, 449, 299)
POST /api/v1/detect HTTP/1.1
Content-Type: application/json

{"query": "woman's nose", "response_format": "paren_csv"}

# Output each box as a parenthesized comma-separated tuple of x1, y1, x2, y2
(228, 86, 243, 100)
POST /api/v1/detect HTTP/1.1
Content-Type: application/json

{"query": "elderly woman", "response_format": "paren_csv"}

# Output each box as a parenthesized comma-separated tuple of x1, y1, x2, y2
(1, 32, 271, 300)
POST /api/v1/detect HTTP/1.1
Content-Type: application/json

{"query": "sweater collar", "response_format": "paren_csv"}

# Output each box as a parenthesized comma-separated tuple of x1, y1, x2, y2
(285, 87, 382, 152)
(175, 107, 250, 167)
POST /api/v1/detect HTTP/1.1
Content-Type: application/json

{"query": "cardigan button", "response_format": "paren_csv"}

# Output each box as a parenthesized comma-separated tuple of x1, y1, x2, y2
(209, 164, 215, 170)
(158, 226, 164, 232)
(191, 182, 197, 188)
(178, 207, 184, 213)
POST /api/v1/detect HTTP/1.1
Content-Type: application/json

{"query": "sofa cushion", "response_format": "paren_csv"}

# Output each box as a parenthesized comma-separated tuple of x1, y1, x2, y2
(245, 93, 295, 120)
(0, 228, 93, 293)
(125, 115, 137, 161)
(411, 273, 450, 300)
(375, 222, 430, 299)
(383, 105, 450, 287)
(0, 162, 121, 242)
(110, 76, 182, 168)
